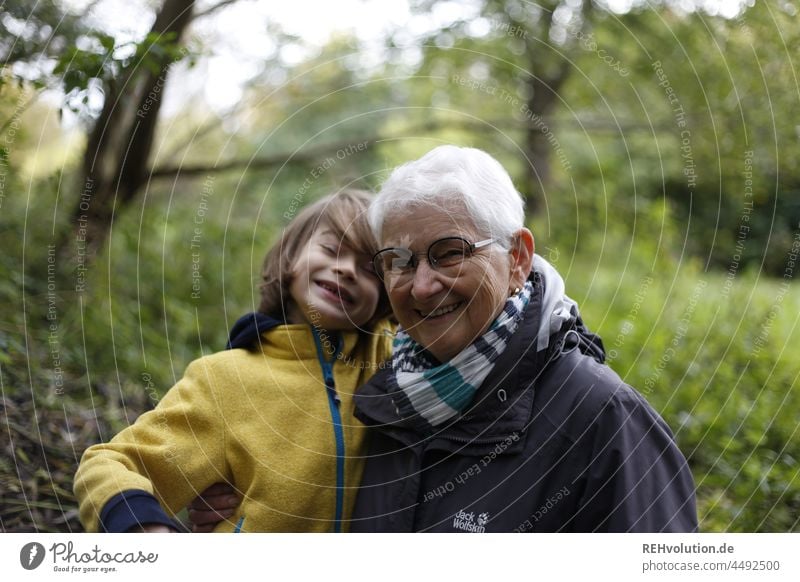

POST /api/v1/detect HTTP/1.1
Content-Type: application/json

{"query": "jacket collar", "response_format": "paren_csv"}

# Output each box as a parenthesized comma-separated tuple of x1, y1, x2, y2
(226, 312, 283, 350)
(226, 311, 372, 361)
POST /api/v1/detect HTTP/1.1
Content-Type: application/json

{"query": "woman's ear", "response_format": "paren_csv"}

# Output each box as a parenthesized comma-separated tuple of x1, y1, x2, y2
(509, 228, 535, 290)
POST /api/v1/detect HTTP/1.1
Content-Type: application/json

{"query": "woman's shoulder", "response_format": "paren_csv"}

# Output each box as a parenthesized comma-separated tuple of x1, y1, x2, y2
(535, 349, 660, 437)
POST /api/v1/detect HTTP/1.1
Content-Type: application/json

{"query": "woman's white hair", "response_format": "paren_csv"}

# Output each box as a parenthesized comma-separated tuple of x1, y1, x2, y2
(368, 145, 525, 247)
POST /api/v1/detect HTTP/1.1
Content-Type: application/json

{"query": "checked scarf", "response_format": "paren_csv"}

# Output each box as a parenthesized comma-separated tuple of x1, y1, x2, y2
(387, 279, 534, 431)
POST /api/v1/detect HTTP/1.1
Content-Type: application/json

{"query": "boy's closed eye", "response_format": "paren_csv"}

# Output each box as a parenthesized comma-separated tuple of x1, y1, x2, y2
(319, 241, 377, 278)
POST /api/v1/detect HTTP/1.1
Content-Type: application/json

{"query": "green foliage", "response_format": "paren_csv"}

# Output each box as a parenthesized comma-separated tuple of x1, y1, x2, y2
(559, 3, 800, 275)
(52, 33, 119, 109)
(53, 31, 189, 115)
(0, 0, 85, 75)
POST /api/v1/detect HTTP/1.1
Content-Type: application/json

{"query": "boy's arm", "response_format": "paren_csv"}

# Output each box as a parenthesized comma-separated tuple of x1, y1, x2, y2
(74, 358, 228, 532)
(98, 490, 178, 532)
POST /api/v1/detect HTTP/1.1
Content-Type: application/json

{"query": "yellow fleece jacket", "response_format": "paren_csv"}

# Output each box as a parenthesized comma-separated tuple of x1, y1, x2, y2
(74, 322, 393, 532)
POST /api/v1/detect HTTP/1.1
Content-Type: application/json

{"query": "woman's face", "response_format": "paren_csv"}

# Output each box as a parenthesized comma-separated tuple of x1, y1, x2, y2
(380, 204, 521, 362)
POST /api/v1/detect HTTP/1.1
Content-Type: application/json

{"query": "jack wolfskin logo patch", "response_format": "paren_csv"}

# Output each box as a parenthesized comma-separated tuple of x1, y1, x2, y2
(452, 509, 489, 532)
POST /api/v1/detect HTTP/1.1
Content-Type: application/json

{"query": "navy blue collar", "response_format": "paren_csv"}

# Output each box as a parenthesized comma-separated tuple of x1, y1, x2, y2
(225, 312, 284, 350)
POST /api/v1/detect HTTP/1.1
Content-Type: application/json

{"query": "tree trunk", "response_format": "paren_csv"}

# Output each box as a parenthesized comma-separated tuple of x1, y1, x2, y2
(519, 0, 593, 215)
(59, 0, 195, 265)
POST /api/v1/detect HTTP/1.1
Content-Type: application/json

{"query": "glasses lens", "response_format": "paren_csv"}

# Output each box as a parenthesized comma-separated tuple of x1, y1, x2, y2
(430, 238, 471, 268)
(374, 248, 413, 279)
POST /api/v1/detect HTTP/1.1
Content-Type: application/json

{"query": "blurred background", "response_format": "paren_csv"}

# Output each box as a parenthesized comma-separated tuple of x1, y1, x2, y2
(1, 0, 798, 532)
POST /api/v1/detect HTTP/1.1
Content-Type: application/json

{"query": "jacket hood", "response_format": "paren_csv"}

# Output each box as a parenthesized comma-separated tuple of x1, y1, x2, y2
(533, 254, 605, 364)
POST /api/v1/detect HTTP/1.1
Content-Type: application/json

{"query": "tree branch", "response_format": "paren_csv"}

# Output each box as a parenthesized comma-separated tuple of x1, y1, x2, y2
(149, 121, 444, 180)
(147, 115, 675, 181)
(192, 0, 240, 21)
(149, 133, 383, 179)
(158, 114, 228, 164)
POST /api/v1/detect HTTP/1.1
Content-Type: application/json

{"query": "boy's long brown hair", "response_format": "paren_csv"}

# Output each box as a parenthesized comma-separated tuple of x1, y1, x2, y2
(258, 189, 391, 330)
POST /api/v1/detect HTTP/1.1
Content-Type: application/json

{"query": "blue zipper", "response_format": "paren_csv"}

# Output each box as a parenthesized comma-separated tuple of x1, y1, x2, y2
(311, 328, 345, 533)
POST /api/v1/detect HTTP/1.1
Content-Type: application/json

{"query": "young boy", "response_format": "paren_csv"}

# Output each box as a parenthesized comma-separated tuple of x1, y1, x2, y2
(74, 190, 393, 532)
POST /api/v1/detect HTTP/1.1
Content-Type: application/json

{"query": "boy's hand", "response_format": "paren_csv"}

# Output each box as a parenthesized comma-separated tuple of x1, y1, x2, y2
(187, 482, 240, 532)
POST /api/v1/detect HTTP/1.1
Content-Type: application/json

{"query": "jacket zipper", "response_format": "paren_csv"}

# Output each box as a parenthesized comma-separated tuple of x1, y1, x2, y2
(312, 328, 345, 533)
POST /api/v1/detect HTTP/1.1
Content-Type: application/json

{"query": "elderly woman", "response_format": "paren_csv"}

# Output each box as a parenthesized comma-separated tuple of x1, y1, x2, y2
(348, 145, 697, 532)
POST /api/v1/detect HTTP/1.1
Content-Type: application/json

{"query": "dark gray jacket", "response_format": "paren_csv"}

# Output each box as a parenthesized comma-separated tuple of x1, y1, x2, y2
(351, 271, 698, 532)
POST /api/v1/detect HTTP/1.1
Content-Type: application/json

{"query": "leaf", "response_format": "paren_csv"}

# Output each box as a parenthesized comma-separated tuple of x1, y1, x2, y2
(94, 32, 116, 54)
(14, 447, 30, 464)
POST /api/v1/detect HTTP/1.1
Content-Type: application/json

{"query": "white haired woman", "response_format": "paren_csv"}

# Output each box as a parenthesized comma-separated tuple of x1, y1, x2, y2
(349, 145, 697, 532)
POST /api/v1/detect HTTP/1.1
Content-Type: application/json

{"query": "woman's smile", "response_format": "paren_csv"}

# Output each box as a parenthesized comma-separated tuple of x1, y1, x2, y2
(414, 300, 464, 320)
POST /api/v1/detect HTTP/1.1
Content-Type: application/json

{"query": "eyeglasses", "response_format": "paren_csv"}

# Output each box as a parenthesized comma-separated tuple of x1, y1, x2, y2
(372, 237, 496, 282)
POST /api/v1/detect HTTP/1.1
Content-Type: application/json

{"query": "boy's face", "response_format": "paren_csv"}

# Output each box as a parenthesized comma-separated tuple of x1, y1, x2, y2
(287, 228, 381, 332)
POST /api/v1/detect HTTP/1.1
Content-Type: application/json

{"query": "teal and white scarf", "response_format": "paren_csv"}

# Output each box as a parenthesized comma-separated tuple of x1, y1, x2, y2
(387, 280, 534, 431)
